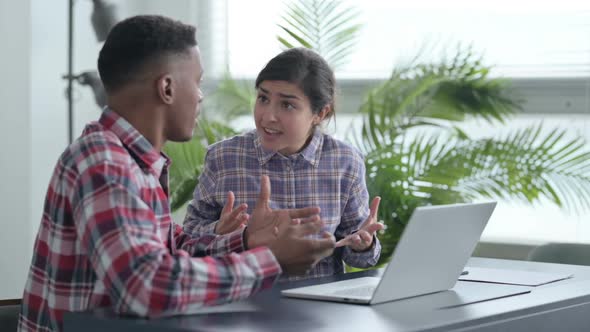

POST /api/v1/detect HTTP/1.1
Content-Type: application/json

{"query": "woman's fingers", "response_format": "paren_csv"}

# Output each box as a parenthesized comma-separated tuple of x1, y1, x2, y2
(369, 196, 381, 220)
(221, 191, 235, 215)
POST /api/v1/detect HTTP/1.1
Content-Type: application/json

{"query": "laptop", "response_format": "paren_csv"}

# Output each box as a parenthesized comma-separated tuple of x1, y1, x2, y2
(281, 202, 497, 305)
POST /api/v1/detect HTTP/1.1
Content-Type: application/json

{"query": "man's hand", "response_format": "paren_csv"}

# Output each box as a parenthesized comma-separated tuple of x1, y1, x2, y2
(245, 175, 321, 249)
(335, 197, 384, 251)
(215, 191, 249, 235)
(268, 219, 336, 276)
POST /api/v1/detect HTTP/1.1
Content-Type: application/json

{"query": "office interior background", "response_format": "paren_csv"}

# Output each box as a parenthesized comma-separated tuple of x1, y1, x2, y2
(0, 0, 589, 300)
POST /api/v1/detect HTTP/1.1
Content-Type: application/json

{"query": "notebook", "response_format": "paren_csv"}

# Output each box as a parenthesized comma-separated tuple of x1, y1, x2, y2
(459, 266, 573, 286)
(282, 202, 497, 304)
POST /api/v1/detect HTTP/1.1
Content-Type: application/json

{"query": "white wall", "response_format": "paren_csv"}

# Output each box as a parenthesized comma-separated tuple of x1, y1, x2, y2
(0, 0, 111, 300)
(0, 0, 33, 300)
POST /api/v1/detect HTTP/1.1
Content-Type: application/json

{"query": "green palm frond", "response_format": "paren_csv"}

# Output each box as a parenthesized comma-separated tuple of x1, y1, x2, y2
(164, 119, 237, 212)
(421, 47, 523, 122)
(367, 128, 590, 264)
(427, 126, 590, 214)
(277, 0, 362, 68)
(365, 134, 462, 263)
(355, 72, 445, 151)
(164, 137, 206, 212)
(353, 47, 523, 152)
(205, 72, 255, 120)
(198, 116, 240, 145)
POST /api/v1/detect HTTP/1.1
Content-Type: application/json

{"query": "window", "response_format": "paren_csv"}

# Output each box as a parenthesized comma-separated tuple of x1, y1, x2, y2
(225, 0, 590, 79)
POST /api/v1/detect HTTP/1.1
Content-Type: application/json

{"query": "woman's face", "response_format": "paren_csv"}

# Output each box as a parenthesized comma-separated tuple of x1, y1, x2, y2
(254, 80, 326, 155)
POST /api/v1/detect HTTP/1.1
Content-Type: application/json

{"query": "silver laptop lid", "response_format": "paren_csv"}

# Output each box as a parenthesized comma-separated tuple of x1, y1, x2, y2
(371, 202, 496, 304)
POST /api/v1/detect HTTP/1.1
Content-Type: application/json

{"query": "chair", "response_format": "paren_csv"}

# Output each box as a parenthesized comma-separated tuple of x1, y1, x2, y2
(0, 300, 20, 331)
(527, 242, 590, 266)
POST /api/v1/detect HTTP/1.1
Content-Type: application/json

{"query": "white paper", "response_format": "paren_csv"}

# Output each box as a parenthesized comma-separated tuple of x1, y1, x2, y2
(459, 267, 573, 286)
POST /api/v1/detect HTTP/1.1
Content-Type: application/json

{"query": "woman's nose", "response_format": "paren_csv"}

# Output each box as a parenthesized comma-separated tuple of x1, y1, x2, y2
(263, 105, 278, 122)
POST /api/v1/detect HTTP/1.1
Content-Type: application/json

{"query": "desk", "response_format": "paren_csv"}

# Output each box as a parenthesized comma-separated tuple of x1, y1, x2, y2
(64, 258, 590, 331)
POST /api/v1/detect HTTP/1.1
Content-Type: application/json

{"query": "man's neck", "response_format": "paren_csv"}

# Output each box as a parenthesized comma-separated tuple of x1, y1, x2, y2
(108, 96, 166, 152)
(123, 111, 165, 152)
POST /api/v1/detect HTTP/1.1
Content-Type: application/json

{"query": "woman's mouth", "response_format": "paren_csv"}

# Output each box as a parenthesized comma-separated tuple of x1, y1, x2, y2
(263, 127, 282, 136)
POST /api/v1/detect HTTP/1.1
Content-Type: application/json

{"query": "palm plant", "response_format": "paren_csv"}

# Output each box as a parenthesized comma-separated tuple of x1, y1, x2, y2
(276, 0, 362, 69)
(164, 118, 237, 212)
(356, 54, 590, 263)
(204, 72, 256, 120)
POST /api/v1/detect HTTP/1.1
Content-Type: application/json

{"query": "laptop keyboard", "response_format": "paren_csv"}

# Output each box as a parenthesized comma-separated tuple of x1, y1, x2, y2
(332, 285, 376, 297)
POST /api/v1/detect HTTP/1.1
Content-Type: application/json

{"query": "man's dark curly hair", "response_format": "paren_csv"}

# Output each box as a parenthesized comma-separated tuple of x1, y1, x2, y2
(98, 15, 197, 93)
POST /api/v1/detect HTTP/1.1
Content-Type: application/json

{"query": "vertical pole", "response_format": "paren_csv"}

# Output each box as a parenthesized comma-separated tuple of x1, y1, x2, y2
(67, 0, 74, 144)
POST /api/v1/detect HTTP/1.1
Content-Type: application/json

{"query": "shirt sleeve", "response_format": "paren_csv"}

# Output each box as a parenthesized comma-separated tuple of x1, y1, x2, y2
(336, 157, 382, 268)
(183, 149, 222, 236)
(72, 161, 281, 318)
(174, 223, 247, 258)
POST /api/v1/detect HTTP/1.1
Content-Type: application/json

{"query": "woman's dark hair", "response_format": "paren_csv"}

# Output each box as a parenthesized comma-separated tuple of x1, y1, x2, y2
(255, 48, 336, 119)
(98, 15, 197, 93)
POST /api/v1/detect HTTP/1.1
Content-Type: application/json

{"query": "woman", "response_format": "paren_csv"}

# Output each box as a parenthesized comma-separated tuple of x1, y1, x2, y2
(183, 48, 383, 279)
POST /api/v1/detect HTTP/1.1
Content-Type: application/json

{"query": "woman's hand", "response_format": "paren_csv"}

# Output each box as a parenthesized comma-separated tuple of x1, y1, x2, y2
(215, 191, 249, 235)
(335, 197, 384, 251)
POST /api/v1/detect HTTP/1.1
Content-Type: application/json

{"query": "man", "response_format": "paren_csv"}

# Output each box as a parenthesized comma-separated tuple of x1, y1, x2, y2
(18, 15, 335, 332)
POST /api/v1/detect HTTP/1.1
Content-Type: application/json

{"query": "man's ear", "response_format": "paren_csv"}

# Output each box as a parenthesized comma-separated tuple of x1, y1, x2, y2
(156, 74, 174, 105)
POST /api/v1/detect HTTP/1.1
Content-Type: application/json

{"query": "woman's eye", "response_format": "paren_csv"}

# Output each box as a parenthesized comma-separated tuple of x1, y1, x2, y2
(282, 101, 295, 110)
(257, 95, 269, 103)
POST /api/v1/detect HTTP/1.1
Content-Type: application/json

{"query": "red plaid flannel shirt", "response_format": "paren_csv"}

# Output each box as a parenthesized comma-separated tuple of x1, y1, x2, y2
(18, 109, 281, 332)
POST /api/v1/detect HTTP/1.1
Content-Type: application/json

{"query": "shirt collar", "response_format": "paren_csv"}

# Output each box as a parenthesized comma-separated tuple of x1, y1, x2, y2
(98, 108, 170, 177)
(254, 128, 323, 167)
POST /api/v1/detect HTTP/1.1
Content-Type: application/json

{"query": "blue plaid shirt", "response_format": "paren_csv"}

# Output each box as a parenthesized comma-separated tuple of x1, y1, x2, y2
(184, 129, 381, 280)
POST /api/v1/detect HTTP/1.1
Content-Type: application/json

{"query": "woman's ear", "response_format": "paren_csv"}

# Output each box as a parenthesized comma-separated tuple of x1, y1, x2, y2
(156, 74, 174, 105)
(314, 105, 330, 125)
